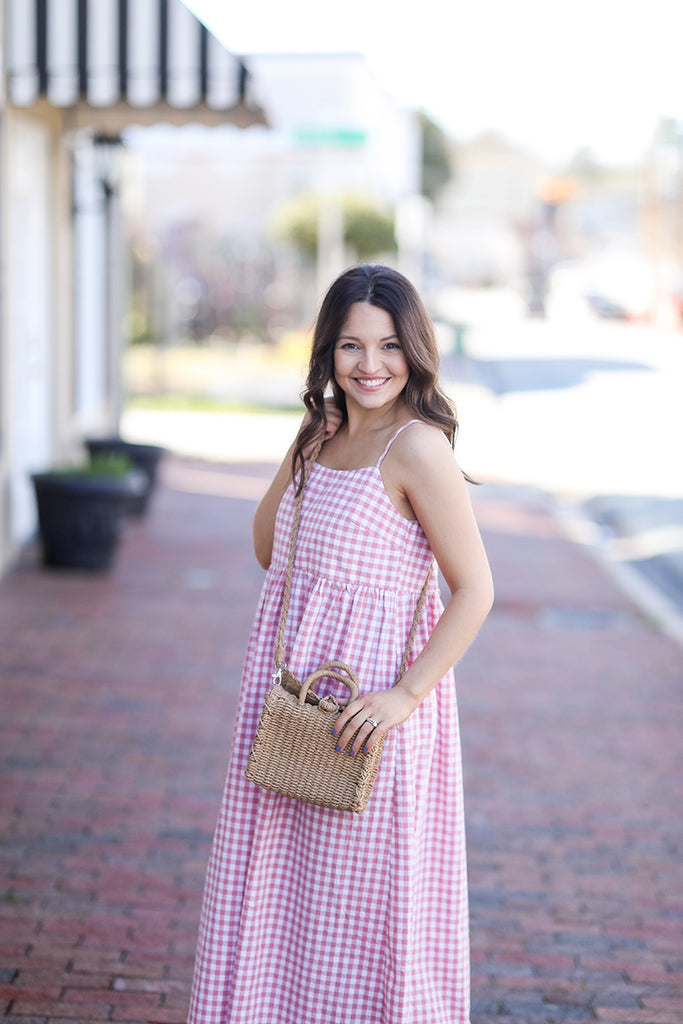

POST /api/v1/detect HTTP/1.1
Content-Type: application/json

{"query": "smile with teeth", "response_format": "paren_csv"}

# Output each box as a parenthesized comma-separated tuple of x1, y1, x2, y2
(354, 377, 389, 389)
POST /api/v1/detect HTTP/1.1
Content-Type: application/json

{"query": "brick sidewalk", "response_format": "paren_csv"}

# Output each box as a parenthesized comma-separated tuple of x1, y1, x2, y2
(0, 457, 681, 1024)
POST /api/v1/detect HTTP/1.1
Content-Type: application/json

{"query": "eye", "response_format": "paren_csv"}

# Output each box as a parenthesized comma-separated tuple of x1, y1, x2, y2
(383, 342, 401, 350)
(338, 341, 358, 350)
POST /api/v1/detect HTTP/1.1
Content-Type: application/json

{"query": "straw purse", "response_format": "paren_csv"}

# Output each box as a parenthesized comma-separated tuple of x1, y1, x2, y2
(245, 441, 432, 814)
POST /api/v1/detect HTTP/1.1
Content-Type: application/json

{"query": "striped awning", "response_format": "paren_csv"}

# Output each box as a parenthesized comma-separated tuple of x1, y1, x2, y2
(6, 0, 266, 130)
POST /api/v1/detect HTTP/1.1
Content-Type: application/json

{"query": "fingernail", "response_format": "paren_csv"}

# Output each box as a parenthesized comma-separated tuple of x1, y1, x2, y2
(362, 746, 368, 754)
(335, 745, 342, 752)
(331, 728, 337, 735)
(350, 749, 355, 757)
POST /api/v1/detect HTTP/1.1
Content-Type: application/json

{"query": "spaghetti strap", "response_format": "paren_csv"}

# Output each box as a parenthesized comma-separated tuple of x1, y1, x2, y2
(376, 419, 423, 467)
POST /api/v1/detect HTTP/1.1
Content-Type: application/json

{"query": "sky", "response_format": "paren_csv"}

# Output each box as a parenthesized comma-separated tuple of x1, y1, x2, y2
(185, 0, 681, 165)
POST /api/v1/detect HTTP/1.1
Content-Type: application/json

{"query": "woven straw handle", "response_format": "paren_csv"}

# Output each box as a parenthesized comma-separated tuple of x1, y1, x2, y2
(396, 569, 432, 681)
(299, 662, 360, 707)
(274, 440, 323, 671)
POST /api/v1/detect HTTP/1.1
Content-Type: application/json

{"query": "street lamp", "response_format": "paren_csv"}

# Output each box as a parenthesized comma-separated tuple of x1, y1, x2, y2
(92, 133, 123, 200)
(92, 133, 124, 425)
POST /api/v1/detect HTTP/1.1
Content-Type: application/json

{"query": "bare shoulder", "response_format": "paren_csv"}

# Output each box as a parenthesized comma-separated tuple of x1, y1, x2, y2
(389, 420, 457, 474)
(381, 421, 466, 518)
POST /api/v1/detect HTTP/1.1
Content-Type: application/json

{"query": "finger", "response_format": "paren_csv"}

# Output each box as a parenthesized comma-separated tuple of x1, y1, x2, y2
(332, 705, 363, 751)
(350, 718, 384, 757)
(361, 722, 384, 754)
(335, 712, 383, 757)
(333, 697, 374, 750)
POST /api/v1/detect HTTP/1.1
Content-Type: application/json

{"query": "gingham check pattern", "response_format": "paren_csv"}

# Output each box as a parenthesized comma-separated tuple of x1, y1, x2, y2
(188, 423, 470, 1023)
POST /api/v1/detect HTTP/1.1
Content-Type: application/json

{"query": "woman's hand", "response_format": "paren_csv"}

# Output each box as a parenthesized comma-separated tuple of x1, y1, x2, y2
(332, 686, 420, 756)
(322, 398, 343, 440)
(301, 397, 343, 455)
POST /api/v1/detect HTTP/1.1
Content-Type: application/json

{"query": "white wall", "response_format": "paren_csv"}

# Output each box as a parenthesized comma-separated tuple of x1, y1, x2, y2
(5, 111, 54, 546)
(0, 105, 109, 570)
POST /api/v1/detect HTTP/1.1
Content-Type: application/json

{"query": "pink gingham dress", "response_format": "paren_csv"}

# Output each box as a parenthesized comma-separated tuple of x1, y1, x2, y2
(188, 422, 469, 1024)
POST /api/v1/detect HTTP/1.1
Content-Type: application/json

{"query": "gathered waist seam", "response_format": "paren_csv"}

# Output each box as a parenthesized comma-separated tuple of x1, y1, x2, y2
(267, 561, 438, 597)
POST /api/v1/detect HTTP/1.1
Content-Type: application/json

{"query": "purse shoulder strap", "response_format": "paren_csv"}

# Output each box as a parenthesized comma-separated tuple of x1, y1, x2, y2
(274, 440, 323, 672)
(273, 439, 434, 683)
(395, 566, 433, 681)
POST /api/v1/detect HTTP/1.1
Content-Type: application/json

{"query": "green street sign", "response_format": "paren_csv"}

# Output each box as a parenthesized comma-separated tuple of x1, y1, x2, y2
(293, 126, 367, 148)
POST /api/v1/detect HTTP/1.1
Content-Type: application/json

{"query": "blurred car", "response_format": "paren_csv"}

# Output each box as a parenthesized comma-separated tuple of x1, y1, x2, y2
(584, 291, 630, 319)
(582, 254, 654, 320)
(548, 255, 654, 321)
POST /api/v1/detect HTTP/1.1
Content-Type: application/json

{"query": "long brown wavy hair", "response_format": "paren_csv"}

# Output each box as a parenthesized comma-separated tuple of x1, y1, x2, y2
(292, 264, 461, 489)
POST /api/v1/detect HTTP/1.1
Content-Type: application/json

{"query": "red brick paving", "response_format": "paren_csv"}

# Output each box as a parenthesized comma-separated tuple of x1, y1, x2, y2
(1, 458, 681, 1024)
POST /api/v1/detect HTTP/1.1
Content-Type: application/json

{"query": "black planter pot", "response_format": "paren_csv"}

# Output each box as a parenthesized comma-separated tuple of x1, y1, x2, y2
(32, 471, 145, 570)
(85, 438, 166, 516)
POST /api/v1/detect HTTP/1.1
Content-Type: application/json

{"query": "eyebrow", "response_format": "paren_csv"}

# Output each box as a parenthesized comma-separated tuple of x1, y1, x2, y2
(338, 333, 399, 342)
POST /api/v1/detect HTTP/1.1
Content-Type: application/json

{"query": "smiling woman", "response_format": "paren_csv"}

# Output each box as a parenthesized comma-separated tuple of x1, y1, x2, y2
(188, 264, 493, 1024)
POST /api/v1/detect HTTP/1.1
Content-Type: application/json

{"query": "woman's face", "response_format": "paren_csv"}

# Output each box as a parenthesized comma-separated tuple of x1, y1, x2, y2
(333, 302, 409, 412)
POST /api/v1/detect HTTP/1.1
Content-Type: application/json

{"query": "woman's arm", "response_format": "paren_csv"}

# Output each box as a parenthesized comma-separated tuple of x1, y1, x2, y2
(334, 422, 493, 752)
(253, 402, 343, 570)
(252, 441, 298, 570)
(391, 422, 494, 704)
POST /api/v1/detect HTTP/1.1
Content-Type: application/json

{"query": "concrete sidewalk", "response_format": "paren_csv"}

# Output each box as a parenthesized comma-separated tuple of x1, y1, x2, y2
(0, 457, 681, 1024)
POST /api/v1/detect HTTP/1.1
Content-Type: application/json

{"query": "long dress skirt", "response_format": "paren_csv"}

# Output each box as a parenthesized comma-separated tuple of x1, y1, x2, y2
(188, 431, 470, 1024)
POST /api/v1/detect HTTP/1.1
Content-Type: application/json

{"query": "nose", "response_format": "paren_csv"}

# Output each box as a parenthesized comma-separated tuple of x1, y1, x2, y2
(358, 346, 382, 374)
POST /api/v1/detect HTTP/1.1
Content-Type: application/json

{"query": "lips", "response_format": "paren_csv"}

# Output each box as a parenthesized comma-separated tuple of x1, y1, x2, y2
(353, 377, 389, 390)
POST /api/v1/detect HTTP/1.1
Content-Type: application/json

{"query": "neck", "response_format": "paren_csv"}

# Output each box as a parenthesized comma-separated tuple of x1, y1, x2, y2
(343, 398, 409, 440)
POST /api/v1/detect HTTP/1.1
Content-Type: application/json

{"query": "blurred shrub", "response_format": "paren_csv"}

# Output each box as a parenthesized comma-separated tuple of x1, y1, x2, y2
(272, 192, 396, 260)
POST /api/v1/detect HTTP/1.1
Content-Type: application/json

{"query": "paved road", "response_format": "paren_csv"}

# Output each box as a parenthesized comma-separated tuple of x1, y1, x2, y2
(433, 290, 683, 641)
(1, 456, 681, 1023)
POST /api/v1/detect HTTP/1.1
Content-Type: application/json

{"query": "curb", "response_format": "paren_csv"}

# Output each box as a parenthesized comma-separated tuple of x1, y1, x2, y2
(556, 498, 683, 652)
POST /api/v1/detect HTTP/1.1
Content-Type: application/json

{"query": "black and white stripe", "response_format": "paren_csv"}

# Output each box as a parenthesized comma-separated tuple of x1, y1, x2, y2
(7, 0, 252, 113)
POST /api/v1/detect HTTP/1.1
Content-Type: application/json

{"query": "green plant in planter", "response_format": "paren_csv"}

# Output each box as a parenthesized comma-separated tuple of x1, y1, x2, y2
(60, 454, 136, 477)
(31, 456, 146, 570)
(85, 439, 166, 516)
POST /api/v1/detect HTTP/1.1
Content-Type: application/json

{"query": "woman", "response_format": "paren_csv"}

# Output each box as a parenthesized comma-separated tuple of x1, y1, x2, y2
(189, 264, 493, 1024)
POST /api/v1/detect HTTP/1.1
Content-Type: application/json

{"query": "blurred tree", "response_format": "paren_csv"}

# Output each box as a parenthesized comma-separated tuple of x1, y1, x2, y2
(272, 193, 318, 257)
(567, 146, 603, 182)
(343, 194, 396, 257)
(272, 192, 395, 259)
(417, 111, 453, 201)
